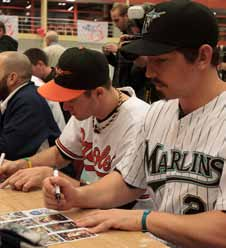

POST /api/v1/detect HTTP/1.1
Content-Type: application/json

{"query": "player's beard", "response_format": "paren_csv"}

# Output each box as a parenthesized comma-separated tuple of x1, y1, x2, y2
(0, 75, 10, 101)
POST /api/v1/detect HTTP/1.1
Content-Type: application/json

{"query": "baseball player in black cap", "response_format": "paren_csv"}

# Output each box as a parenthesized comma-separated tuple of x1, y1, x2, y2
(40, 1, 226, 247)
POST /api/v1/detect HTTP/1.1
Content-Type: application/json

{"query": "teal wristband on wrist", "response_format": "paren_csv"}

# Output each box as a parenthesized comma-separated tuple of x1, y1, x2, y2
(141, 209, 151, 232)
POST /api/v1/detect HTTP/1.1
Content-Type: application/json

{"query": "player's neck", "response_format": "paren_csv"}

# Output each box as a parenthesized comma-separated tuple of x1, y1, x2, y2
(179, 71, 225, 115)
(95, 88, 128, 121)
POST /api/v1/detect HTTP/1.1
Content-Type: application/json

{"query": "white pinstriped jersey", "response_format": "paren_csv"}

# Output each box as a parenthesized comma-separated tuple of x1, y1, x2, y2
(118, 92, 226, 214)
(56, 87, 150, 186)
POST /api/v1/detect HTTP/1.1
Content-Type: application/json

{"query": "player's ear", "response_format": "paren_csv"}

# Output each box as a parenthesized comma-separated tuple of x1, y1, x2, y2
(197, 44, 212, 69)
(94, 87, 105, 98)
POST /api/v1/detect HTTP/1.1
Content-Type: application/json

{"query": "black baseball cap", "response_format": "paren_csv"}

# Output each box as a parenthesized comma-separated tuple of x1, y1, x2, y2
(38, 47, 109, 102)
(120, 0, 219, 56)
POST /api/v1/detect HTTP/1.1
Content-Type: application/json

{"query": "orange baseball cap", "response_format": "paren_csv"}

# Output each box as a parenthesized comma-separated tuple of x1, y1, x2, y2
(38, 47, 110, 102)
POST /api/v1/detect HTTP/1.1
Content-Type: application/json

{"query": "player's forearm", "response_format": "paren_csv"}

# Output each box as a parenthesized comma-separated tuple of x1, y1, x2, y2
(59, 171, 80, 187)
(19, 146, 70, 169)
(72, 171, 144, 209)
(147, 210, 226, 248)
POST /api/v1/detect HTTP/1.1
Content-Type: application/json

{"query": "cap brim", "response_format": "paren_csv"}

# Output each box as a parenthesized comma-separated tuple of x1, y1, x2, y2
(38, 80, 85, 102)
(120, 38, 177, 56)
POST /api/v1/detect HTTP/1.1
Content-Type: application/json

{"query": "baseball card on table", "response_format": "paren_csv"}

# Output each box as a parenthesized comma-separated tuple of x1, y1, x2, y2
(0, 208, 97, 246)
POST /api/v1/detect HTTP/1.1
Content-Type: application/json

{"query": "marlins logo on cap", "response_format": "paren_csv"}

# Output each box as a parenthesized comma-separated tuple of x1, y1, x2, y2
(142, 9, 166, 34)
(120, 1, 218, 56)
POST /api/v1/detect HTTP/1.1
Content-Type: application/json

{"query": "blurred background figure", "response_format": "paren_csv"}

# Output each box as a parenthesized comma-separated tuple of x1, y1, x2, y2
(24, 48, 70, 126)
(24, 48, 56, 83)
(218, 45, 226, 81)
(120, 3, 162, 103)
(102, 3, 161, 102)
(107, 3, 160, 102)
(110, 2, 129, 34)
(0, 21, 18, 52)
(43, 30, 65, 67)
(102, 3, 131, 87)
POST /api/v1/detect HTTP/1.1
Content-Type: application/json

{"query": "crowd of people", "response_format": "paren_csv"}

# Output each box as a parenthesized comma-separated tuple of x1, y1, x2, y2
(0, 1, 226, 248)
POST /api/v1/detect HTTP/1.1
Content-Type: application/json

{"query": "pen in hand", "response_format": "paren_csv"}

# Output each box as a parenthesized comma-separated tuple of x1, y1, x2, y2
(0, 153, 5, 167)
(53, 167, 61, 202)
(0, 153, 5, 183)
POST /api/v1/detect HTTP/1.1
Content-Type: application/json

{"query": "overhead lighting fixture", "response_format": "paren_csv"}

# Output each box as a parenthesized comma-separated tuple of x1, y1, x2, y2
(58, 2, 66, 6)
(68, 6, 74, 11)
(2, 0, 11, 3)
(67, 0, 75, 2)
(26, 4, 31, 9)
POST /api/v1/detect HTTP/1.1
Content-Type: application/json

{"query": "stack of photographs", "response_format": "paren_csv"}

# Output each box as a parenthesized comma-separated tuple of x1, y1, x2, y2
(0, 208, 97, 246)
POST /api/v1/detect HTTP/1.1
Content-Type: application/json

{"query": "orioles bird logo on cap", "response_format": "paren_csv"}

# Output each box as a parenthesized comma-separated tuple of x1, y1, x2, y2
(56, 67, 72, 76)
(142, 9, 166, 34)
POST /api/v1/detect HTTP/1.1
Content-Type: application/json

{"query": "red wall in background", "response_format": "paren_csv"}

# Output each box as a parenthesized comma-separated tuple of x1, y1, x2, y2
(129, 0, 226, 8)
(195, 0, 226, 8)
(130, 0, 163, 4)
(128, 0, 226, 44)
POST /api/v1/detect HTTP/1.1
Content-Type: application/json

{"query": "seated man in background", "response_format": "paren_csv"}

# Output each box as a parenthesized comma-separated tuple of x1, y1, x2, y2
(38, 1, 225, 248)
(24, 47, 70, 124)
(0, 47, 151, 209)
(24, 47, 57, 84)
(0, 51, 60, 161)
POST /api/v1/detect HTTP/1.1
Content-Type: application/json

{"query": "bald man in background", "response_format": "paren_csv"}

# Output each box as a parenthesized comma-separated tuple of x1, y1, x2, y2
(0, 51, 60, 161)
(43, 30, 65, 67)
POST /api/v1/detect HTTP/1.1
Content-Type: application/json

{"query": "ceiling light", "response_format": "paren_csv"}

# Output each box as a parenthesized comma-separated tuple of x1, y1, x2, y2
(68, 6, 74, 11)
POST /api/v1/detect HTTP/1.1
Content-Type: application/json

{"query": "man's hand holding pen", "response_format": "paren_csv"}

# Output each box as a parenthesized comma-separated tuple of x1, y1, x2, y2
(43, 171, 78, 211)
(53, 167, 61, 203)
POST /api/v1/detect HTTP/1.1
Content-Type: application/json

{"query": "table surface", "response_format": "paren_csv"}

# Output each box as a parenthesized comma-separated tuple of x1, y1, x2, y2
(0, 188, 168, 248)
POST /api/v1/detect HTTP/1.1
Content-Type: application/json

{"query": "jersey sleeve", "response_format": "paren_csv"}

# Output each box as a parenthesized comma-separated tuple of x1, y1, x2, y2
(115, 118, 147, 189)
(215, 158, 226, 211)
(115, 102, 161, 190)
(56, 117, 83, 160)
